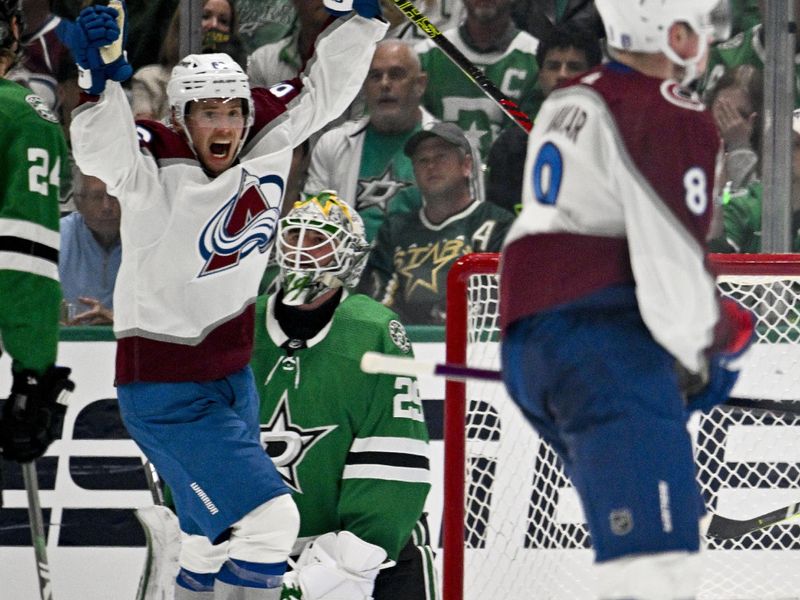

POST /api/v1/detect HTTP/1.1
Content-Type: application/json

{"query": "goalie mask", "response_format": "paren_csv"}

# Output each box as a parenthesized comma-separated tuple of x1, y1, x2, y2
(167, 53, 254, 161)
(595, 0, 727, 84)
(276, 191, 371, 306)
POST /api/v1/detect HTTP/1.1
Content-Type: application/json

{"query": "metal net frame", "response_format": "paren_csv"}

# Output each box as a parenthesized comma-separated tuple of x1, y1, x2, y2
(443, 253, 800, 600)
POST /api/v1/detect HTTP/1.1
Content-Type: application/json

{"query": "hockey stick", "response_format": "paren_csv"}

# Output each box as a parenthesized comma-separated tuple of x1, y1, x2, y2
(390, 0, 533, 133)
(360, 351, 503, 381)
(142, 459, 165, 506)
(724, 396, 800, 417)
(362, 352, 800, 540)
(705, 501, 800, 540)
(23, 461, 53, 600)
(362, 353, 800, 414)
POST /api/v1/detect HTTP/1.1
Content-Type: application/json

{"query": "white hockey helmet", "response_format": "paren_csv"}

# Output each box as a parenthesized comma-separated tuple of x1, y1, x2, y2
(596, 0, 725, 81)
(167, 53, 254, 146)
(276, 191, 371, 306)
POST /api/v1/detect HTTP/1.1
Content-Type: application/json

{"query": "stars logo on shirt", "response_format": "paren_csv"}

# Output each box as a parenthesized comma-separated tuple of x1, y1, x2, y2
(356, 165, 411, 214)
(396, 238, 470, 297)
(259, 391, 336, 493)
(462, 121, 489, 149)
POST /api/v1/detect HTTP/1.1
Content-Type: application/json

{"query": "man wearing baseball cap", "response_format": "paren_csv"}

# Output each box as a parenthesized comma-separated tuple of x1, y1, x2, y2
(358, 121, 514, 325)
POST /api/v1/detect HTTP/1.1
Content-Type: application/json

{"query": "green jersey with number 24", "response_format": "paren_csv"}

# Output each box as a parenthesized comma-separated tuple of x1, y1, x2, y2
(0, 79, 67, 373)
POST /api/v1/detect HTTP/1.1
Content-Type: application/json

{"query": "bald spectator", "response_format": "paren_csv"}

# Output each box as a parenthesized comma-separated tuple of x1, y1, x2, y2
(59, 168, 121, 325)
(304, 38, 436, 240)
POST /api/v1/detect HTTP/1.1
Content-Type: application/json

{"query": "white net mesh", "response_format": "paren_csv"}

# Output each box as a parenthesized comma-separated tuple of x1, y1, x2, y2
(449, 258, 800, 600)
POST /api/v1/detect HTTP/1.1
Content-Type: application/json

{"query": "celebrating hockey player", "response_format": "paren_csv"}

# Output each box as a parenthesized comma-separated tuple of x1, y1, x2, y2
(62, 0, 387, 597)
(0, 0, 74, 469)
(499, 1, 755, 599)
(251, 192, 435, 600)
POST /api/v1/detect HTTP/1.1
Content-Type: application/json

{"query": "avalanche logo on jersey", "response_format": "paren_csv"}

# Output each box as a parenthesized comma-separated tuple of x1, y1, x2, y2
(198, 168, 283, 276)
(259, 391, 336, 493)
(660, 80, 705, 112)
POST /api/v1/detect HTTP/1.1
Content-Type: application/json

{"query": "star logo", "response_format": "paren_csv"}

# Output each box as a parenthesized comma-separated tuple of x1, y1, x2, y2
(356, 165, 412, 214)
(396, 237, 470, 298)
(259, 391, 336, 493)
(463, 121, 490, 150)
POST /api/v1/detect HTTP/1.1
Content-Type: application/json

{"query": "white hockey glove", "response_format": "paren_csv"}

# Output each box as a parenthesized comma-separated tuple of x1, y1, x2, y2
(282, 531, 388, 600)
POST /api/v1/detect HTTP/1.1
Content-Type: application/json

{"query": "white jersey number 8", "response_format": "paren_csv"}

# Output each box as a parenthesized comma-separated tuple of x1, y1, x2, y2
(684, 167, 708, 216)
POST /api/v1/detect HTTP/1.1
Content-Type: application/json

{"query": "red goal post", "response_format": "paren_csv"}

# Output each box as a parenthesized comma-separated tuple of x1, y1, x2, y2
(443, 252, 800, 600)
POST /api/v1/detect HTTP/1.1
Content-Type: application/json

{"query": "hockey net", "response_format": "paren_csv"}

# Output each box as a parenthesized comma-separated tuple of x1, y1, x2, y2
(443, 252, 800, 600)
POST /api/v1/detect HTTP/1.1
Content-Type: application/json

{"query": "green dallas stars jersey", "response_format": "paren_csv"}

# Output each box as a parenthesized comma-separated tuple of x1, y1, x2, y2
(415, 25, 539, 160)
(251, 292, 430, 561)
(0, 79, 67, 373)
(701, 23, 800, 107)
(357, 124, 423, 242)
(709, 180, 800, 253)
(360, 200, 514, 325)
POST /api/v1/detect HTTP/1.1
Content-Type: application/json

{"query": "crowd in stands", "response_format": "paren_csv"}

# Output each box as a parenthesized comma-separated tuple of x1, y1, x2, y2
(12, 0, 793, 326)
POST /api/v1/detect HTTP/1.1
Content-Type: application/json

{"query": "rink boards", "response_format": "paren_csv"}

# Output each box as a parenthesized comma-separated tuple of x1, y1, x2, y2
(1, 335, 799, 599)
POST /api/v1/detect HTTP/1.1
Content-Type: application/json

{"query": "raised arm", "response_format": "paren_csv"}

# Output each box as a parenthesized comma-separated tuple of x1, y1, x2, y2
(251, 7, 388, 152)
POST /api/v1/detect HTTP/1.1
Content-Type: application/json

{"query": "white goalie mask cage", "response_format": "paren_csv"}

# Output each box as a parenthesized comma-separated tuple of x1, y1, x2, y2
(276, 191, 371, 306)
(166, 53, 254, 155)
(595, 0, 728, 83)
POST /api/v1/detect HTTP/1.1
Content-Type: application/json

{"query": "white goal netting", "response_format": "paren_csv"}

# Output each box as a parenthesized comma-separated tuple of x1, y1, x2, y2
(444, 253, 800, 600)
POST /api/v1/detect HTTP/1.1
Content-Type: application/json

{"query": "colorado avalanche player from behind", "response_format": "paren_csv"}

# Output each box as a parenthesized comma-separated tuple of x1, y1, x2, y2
(499, 1, 755, 599)
(62, 0, 387, 598)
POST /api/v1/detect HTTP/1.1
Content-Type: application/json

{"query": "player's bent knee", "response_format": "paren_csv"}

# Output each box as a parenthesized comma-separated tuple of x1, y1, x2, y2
(595, 551, 701, 600)
(179, 532, 227, 573)
(228, 493, 300, 563)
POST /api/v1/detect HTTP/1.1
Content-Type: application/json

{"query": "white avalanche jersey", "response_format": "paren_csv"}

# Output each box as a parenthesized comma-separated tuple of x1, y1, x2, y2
(70, 14, 388, 383)
(500, 62, 724, 373)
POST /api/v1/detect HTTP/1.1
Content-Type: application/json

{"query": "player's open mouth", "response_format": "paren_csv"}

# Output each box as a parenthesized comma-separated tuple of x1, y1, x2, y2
(210, 142, 231, 158)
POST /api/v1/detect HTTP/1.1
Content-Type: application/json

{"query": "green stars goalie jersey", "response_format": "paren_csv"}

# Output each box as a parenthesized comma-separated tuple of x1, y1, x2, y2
(251, 291, 430, 560)
(0, 79, 67, 373)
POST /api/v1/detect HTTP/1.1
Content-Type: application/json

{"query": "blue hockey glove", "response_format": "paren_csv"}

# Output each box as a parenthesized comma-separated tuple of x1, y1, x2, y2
(57, 2, 131, 95)
(684, 356, 741, 414)
(98, 0, 133, 84)
(0, 366, 74, 463)
(684, 298, 756, 414)
(323, 0, 382, 18)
